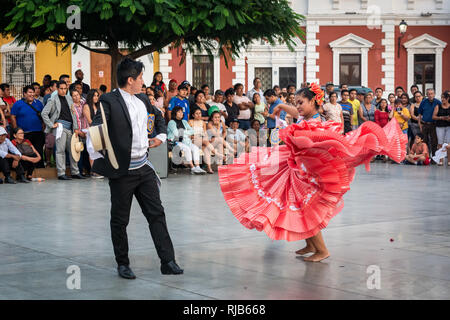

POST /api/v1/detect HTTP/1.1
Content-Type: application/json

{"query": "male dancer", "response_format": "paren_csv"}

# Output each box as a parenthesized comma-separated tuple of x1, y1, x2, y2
(92, 58, 183, 279)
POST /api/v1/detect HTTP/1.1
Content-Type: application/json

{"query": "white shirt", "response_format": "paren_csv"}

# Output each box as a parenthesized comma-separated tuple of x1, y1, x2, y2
(118, 89, 166, 159)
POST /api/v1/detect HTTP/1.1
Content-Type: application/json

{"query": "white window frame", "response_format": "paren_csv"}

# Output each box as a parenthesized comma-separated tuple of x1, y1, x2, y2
(185, 41, 220, 92)
(403, 33, 447, 96)
(329, 33, 374, 87)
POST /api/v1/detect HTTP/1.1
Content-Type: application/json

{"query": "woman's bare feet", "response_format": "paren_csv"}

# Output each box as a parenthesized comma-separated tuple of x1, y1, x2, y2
(303, 251, 330, 262)
(295, 246, 316, 255)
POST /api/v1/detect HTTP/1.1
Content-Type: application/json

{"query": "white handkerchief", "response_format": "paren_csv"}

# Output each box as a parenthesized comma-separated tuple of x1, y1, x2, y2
(432, 143, 448, 163)
(55, 123, 63, 140)
(83, 129, 104, 160)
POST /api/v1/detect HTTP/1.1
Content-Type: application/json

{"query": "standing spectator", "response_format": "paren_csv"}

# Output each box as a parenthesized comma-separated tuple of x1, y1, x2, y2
(10, 85, 45, 168)
(11, 127, 41, 180)
(69, 69, 90, 95)
(31, 82, 44, 104)
(252, 92, 268, 126)
(223, 88, 239, 128)
(0, 107, 5, 129)
(324, 82, 335, 102)
(409, 91, 423, 141)
(167, 106, 206, 174)
(405, 133, 430, 165)
(360, 93, 376, 123)
(192, 90, 210, 121)
(374, 99, 392, 128)
(70, 89, 90, 176)
(233, 83, 254, 130)
(322, 92, 344, 127)
(395, 86, 405, 99)
(188, 85, 196, 107)
(418, 88, 441, 157)
(99, 84, 107, 96)
(372, 88, 383, 108)
(273, 85, 281, 97)
(168, 83, 190, 120)
(432, 91, 450, 166)
(340, 84, 349, 91)
(83, 89, 103, 178)
(51, 75, 73, 106)
(410, 85, 419, 104)
(287, 85, 296, 95)
(393, 98, 411, 134)
(73, 82, 87, 101)
(0, 83, 16, 106)
(151, 72, 166, 95)
(210, 90, 228, 124)
(388, 93, 396, 111)
(356, 91, 365, 104)
(164, 79, 178, 108)
(349, 89, 361, 130)
(41, 80, 84, 180)
(201, 84, 213, 103)
(0, 126, 27, 183)
(264, 89, 287, 133)
(338, 89, 353, 134)
(42, 74, 52, 87)
(43, 80, 58, 106)
(247, 77, 266, 105)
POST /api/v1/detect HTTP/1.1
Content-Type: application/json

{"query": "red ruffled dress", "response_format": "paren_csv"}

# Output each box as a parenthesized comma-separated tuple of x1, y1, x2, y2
(218, 118, 407, 241)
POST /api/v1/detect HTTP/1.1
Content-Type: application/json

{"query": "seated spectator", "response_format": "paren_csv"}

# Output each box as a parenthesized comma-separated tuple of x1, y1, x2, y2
(188, 107, 219, 174)
(227, 118, 248, 157)
(11, 127, 41, 180)
(405, 133, 430, 165)
(167, 106, 206, 174)
(192, 90, 210, 121)
(248, 119, 268, 149)
(201, 84, 213, 103)
(0, 126, 28, 183)
(252, 92, 268, 127)
(207, 109, 232, 164)
(432, 91, 450, 166)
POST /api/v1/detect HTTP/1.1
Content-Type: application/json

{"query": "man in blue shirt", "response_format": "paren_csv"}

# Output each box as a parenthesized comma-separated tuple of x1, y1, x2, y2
(168, 83, 190, 120)
(10, 85, 45, 167)
(418, 88, 441, 156)
(264, 89, 287, 129)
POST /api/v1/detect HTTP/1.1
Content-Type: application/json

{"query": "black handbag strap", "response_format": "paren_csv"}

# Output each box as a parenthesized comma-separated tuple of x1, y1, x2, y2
(25, 100, 42, 117)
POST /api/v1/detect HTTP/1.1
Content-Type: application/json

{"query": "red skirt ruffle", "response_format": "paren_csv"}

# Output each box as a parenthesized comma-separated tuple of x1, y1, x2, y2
(218, 119, 407, 241)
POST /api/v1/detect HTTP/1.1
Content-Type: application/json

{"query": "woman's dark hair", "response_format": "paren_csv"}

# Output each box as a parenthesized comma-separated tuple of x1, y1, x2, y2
(12, 127, 23, 136)
(295, 87, 319, 109)
(151, 71, 164, 87)
(224, 88, 235, 97)
(400, 93, 410, 104)
(69, 88, 79, 97)
(252, 92, 260, 104)
(194, 90, 205, 102)
(208, 110, 221, 121)
(86, 89, 100, 120)
(251, 119, 260, 128)
(233, 83, 243, 91)
(329, 91, 338, 99)
(378, 99, 388, 111)
(190, 106, 201, 119)
(117, 58, 144, 88)
(415, 132, 424, 140)
(442, 90, 450, 103)
(388, 93, 395, 100)
(394, 98, 403, 106)
(171, 106, 184, 119)
(201, 84, 209, 90)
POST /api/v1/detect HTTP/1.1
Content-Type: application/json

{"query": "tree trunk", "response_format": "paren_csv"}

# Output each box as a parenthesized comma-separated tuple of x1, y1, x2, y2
(110, 49, 124, 90)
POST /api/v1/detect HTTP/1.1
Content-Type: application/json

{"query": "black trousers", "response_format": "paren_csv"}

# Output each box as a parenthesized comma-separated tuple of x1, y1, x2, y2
(109, 164, 175, 266)
(24, 131, 45, 168)
(0, 157, 24, 177)
(421, 123, 438, 156)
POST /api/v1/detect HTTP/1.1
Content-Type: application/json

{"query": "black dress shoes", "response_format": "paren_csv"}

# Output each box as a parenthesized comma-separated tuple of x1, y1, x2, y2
(4, 176, 16, 184)
(17, 175, 30, 183)
(71, 174, 86, 179)
(118, 265, 136, 279)
(161, 260, 184, 275)
(58, 175, 72, 180)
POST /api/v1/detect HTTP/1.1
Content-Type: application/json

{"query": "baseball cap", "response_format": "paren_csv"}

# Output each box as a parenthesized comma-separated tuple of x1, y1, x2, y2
(180, 80, 191, 87)
(178, 83, 189, 91)
(214, 89, 224, 96)
(230, 118, 240, 123)
(207, 105, 220, 117)
(169, 79, 177, 84)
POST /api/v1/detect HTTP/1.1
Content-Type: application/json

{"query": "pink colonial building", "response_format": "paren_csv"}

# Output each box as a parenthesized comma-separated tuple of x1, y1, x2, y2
(157, 0, 450, 96)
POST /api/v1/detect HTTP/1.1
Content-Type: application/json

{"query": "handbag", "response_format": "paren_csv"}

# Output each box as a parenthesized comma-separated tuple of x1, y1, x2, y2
(16, 141, 35, 157)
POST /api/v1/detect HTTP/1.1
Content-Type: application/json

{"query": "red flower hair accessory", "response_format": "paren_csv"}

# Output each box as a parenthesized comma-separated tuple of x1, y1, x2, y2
(309, 83, 325, 106)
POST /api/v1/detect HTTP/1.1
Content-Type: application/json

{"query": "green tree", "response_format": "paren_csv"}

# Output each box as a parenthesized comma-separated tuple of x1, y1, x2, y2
(2, 0, 305, 88)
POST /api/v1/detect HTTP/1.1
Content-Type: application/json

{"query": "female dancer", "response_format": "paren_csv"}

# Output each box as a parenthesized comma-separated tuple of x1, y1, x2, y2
(218, 84, 407, 262)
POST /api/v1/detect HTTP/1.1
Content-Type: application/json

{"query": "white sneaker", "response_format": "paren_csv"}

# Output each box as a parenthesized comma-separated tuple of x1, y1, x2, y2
(196, 166, 207, 174)
(191, 167, 206, 175)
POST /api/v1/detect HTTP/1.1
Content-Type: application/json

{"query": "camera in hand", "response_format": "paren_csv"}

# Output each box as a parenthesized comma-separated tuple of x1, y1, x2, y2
(396, 107, 402, 112)
(178, 136, 183, 142)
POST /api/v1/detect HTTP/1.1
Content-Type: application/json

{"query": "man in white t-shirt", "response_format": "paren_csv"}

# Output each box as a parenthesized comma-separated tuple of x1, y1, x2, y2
(247, 77, 266, 105)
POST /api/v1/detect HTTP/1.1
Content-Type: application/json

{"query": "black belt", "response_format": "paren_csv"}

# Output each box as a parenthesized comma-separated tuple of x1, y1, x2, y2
(422, 121, 435, 125)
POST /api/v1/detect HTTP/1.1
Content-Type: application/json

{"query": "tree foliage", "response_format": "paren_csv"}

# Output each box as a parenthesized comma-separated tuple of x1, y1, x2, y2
(1, 0, 305, 86)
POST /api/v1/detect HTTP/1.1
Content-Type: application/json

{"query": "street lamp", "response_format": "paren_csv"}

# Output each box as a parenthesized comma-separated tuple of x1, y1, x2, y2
(397, 20, 408, 58)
